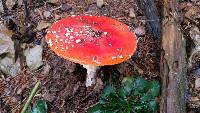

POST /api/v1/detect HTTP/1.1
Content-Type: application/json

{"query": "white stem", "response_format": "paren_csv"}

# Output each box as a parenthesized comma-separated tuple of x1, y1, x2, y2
(83, 65, 99, 87)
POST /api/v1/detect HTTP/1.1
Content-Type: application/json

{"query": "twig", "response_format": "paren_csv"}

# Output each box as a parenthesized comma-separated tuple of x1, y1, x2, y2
(84, 102, 99, 111)
(80, 91, 94, 103)
(0, 96, 9, 99)
(21, 81, 41, 113)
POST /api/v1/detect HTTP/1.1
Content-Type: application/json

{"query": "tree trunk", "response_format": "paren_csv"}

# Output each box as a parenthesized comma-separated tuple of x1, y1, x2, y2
(137, 0, 161, 39)
(160, 0, 187, 113)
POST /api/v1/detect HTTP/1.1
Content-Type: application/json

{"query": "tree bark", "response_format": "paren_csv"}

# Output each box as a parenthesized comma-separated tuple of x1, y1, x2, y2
(138, 0, 161, 39)
(160, 0, 187, 113)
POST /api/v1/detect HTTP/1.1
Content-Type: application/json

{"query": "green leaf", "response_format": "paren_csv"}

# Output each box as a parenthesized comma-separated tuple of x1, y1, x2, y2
(25, 106, 32, 113)
(120, 77, 134, 97)
(148, 81, 160, 97)
(88, 103, 104, 113)
(140, 93, 153, 102)
(100, 85, 115, 100)
(121, 77, 134, 84)
(32, 100, 47, 113)
(133, 77, 148, 91)
(94, 76, 160, 113)
(25, 110, 32, 113)
(148, 100, 158, 111)
(105, 110, 119, 113)
(140, 81, 160, 102)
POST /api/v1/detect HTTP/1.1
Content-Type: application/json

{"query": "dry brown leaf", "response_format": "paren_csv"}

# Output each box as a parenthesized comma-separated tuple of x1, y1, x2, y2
(185, 6, 199, 19)
(36, 21, 52, 31)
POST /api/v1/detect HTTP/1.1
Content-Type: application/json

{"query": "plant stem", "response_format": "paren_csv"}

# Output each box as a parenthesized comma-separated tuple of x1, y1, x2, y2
(21, 81, 41, 113)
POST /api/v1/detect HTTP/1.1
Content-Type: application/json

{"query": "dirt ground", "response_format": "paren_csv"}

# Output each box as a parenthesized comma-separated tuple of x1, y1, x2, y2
(0, 0, 199, 113)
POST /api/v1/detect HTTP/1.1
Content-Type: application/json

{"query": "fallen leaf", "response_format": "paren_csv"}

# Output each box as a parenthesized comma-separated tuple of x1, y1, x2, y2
(36, 21, 51, 31)
(185, 6, 199, 19)
(0, 22, 14, 37)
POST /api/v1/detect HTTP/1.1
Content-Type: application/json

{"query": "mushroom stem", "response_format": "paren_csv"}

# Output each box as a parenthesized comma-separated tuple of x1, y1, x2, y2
(83, 65, 99, 87)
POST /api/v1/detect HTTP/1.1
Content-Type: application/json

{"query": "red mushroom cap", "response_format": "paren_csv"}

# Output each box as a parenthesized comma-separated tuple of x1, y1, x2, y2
(46, 15, 137, 66)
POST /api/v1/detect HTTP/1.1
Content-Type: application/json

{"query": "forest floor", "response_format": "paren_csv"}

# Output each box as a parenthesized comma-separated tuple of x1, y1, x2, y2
(0, 0, 199, 113)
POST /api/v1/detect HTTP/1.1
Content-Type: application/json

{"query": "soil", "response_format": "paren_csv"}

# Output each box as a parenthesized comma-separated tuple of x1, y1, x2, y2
(0, 0, 199, 113)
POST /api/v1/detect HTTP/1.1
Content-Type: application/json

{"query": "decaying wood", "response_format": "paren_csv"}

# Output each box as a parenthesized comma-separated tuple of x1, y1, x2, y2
(138, 0, 161, 39)
(160, 0, 187, 113)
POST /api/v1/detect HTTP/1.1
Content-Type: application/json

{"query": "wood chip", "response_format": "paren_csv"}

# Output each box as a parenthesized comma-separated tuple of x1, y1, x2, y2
(129, 8, 136, 18)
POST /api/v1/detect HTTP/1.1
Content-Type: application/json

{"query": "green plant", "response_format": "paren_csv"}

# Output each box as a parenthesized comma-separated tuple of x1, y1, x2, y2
(88, 77, 160, 113)
(26, 100, 48, 113)
(21, 81, 40, 113)
(20, 81, 48, 113)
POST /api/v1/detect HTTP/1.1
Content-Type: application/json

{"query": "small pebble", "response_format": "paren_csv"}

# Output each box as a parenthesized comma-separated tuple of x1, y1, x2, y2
(5, 78, 10, 82)
(134, 26, 146, 36)
(43, 11, 52, 18)
(24, 45, 43, 70)
(129, 8, 136, 18)
(17, 88, 22, 94)
(96, 0, 104, 8)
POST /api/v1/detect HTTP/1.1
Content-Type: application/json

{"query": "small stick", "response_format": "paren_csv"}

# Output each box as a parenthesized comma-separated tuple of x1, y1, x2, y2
(21, 81, 41, 113)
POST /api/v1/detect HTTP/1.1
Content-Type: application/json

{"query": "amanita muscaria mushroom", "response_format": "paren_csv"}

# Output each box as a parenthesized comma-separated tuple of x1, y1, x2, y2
(45, 15, 137, 87)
